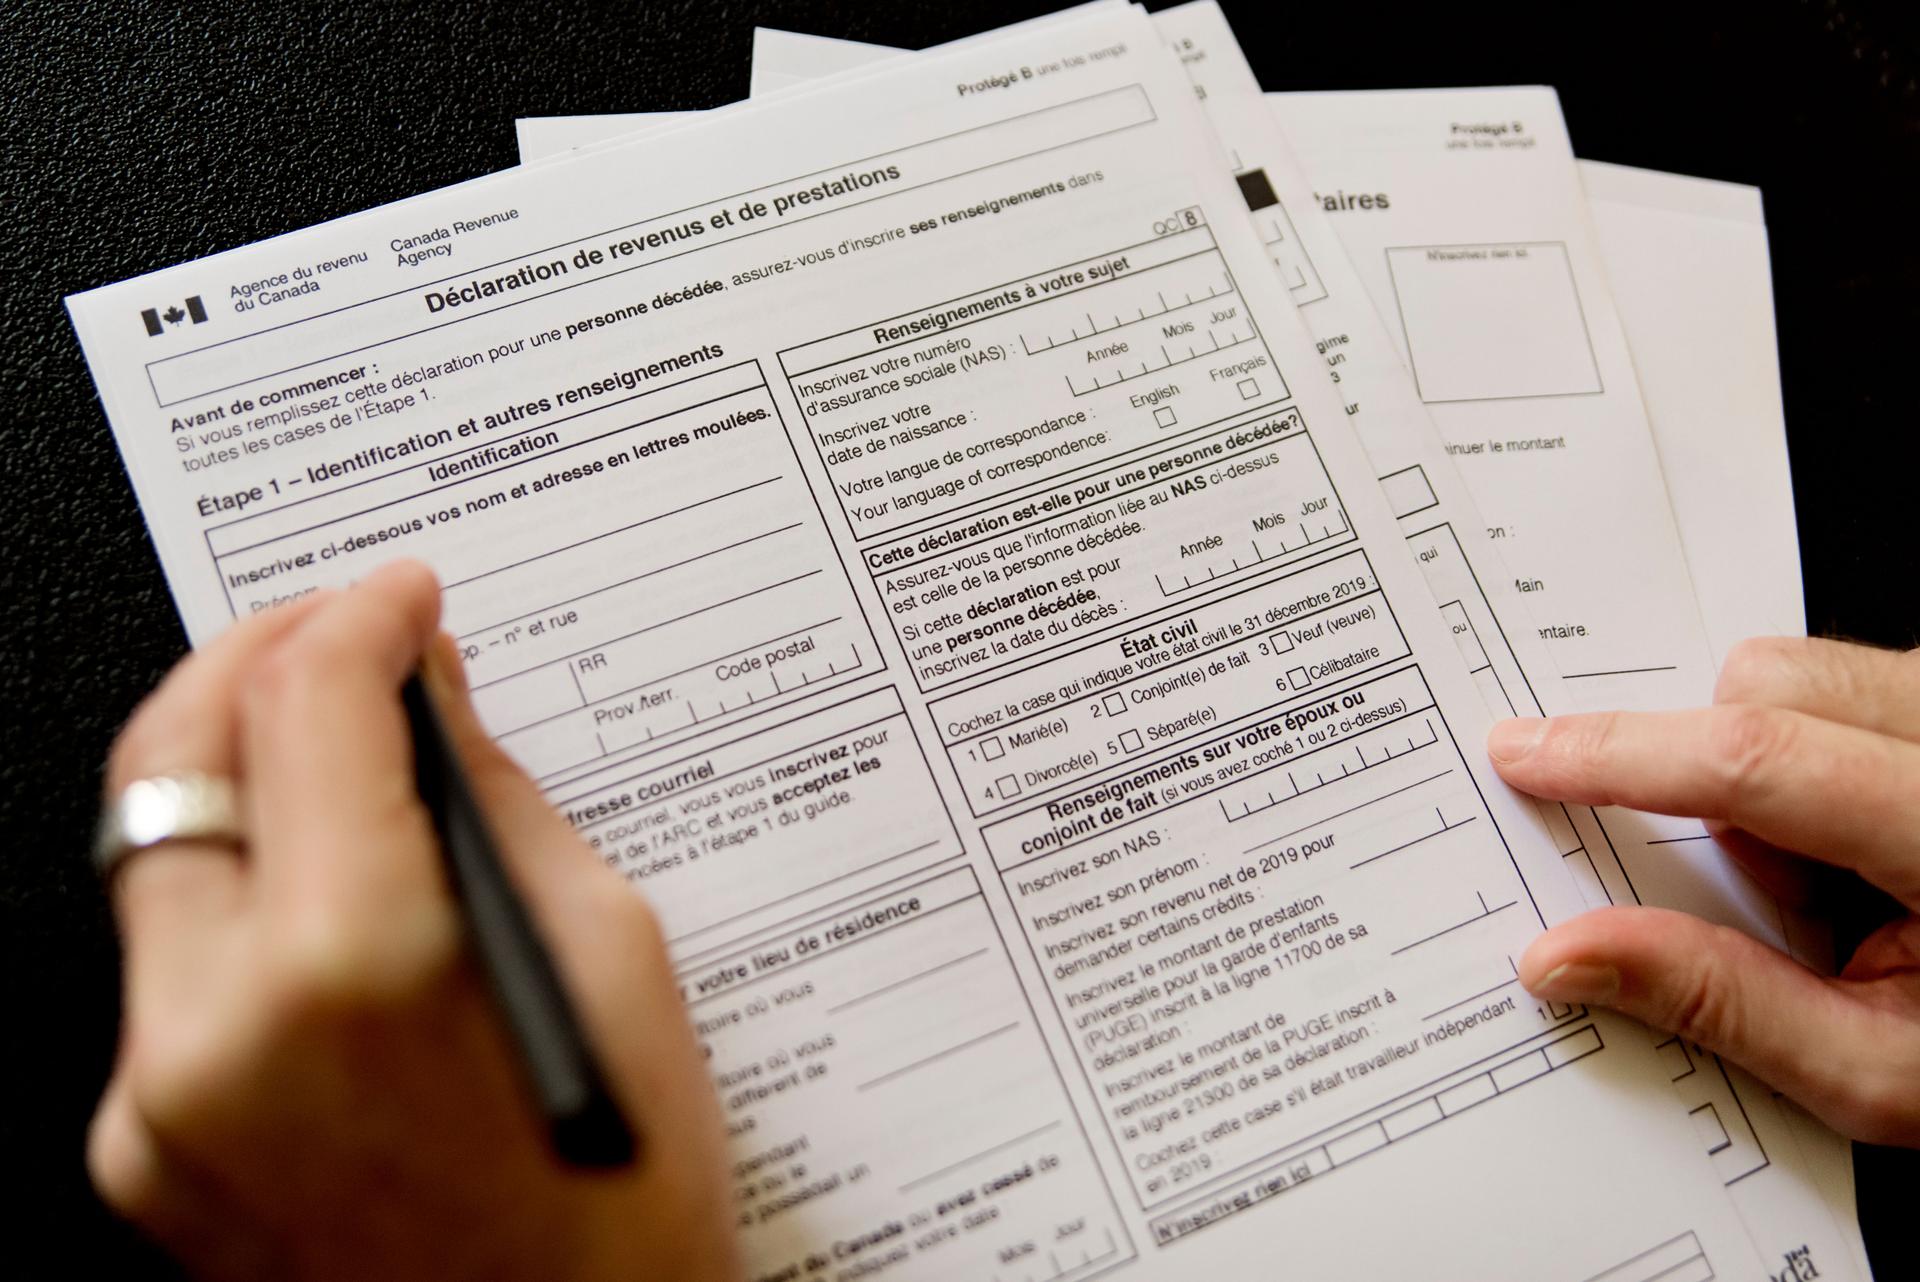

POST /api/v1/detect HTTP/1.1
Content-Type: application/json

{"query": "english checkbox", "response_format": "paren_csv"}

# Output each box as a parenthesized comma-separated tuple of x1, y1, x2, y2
(1153, 405, 1177, 427)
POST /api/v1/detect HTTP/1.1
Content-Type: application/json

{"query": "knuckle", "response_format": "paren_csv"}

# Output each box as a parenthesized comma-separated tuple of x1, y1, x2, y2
(1561, 710, 1620, 778)
(241, 641, 317, 725)
(343, 586, 426, 666)
(1714, 636, 1794, 704)
(85, 1114, 148, 1217)
(1662, 947, 1736, 1049)
(267, 912, 387, 1024)
(1840, 1069, 1920, 1146)
(1706, 705, 1793, 800)
(268, 898, 461, 1024)
(1845, 1033, 1920, 1145)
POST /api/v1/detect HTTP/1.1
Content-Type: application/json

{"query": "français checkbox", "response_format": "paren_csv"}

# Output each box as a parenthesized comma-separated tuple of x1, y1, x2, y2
(1119, 729, 1144, 753)
(1237, 377, 1260, 400)
(1153, 406, 1177, 428)
(1103, 692, 1127, 716)
(996, 773, 1021, 798)
(1286, 666, 1310, 690)
(981, 735, 1005, 760)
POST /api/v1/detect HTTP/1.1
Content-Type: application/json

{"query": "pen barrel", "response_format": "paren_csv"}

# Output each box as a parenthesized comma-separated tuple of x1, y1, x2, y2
(403, 677, 638, 1169)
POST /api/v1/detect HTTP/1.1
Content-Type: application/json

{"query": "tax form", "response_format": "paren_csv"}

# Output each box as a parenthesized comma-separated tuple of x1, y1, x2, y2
(524, 12, 1860, 1279)
(723, 12, 1861, 1275)
(1248, 90, 1809, 942)
(69, 8, 1768, 1278)
(736, 12, 1862, 1278)
(1257, 88, 1860, 1265)
(1265, 89, 1716, 706)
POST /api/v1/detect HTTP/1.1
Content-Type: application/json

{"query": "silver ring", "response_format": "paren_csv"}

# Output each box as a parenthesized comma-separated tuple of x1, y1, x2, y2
(94, 771, 245, 878)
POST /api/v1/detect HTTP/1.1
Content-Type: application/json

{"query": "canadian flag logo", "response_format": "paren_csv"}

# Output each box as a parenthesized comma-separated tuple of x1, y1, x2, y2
(141, 296, 208, 336)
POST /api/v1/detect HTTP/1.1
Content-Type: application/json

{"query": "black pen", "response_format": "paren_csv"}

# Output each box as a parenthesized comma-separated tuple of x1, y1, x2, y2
(401, 673, 638, 1169)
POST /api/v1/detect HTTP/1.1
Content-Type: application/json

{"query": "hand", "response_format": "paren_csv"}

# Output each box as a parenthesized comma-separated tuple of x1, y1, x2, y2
(1486, 636, 1920, 1146)
(89, 562, 741, 1281)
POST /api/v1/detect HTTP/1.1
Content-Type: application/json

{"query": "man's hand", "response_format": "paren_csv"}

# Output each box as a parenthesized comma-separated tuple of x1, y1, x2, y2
(89, 563, 741, 1281)
(1488, 636, 1920, 1146)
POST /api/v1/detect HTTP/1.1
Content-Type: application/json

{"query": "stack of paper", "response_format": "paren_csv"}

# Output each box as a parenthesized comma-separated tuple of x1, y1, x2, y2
(67, 3, 1863, 1278)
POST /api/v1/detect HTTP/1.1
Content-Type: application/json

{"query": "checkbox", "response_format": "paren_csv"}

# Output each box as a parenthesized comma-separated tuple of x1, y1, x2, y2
(980, 735, 1004, 761)
(1286, 666, 1310, 690)
(1103, 692, 1127, 716)
(1119, 729, 1144, 753)
(996, 773, 1021, 798)
(1271, 630, 1296, 654)
(1237, 377, 1260, 400)
(1153, 406, 1177, 428)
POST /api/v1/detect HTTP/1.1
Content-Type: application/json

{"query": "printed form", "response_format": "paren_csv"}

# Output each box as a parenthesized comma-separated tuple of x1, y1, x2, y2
(70, 9, 1768, 1279)
(1166, 26, 1855, 1278)
(732, 6, 1746, 1186)
(720, 9, 1861, 1276)
(1252, 88, 1804, 942)
(1260, 86, 1860, 1269)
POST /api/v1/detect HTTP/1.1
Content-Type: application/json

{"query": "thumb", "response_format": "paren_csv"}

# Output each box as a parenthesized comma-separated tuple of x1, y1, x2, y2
(417, 632, 672, 969)
(1519, 906, 1913, 1143)
(420, 634, 738, 1252)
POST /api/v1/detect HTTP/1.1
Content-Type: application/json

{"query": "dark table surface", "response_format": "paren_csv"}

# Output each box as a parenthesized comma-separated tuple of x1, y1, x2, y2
(4, 1, 1915, 1277)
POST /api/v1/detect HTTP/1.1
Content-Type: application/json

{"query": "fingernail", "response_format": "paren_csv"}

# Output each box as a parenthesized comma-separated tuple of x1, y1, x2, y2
(1530, 962, 1620, 1004)
(1487, 717, 1548, 764)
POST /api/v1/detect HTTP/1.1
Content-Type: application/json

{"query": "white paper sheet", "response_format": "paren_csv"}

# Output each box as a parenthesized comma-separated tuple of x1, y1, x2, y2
(69, 8, 1776, 1278)
(732, 17, 1860, 1278)
(1264, 94, 1857, 1273)
(1580, 158, 1863, 1278)
(1579, 160, 1806, 661)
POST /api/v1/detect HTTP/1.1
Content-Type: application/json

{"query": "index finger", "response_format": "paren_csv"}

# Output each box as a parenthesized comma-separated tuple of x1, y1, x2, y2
(1488, 707, 1920, 909)
(240, 561, 447, 926)
(1715, 636, 1920, 745)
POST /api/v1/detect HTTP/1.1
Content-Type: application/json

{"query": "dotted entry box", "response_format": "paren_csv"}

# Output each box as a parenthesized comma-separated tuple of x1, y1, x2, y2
(1103, 692, 1128, 717)
(1237, 377, 1260, 400)
(1153, 405, 1178, 428)
(1385, 242, 1602, 403)
(1119, 729, 1144, 753)
(1286, 666, 1311, 690)
(996, 773, 1021, 799)
(980, 735, 1005, 761)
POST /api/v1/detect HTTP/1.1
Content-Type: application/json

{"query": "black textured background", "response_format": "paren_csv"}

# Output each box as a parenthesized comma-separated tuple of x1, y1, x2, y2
(3, 1, 1916, 1277)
